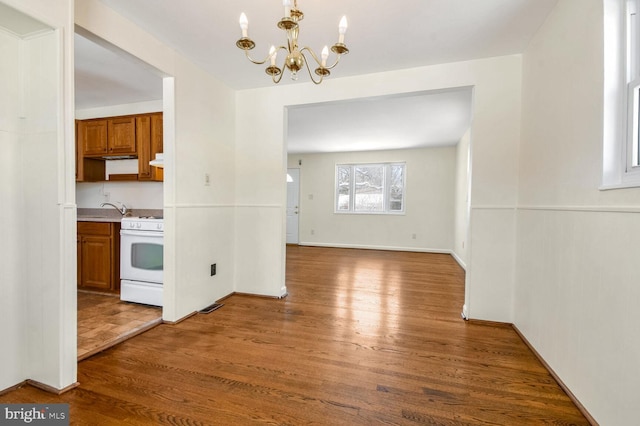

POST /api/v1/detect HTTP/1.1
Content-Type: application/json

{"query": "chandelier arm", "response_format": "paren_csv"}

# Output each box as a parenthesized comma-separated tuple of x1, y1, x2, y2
(272, 62, 285, 84)
(299, 51, 324, 85)
(243, 49, 269, 65)
(300, 46, 342, 70)
(244, 46, 288, 66)
(324, 54, 342, 70)
(299, 46, 322, 67)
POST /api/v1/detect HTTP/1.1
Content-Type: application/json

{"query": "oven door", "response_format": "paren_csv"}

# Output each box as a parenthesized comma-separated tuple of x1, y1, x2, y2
(120, 229, 163, 284)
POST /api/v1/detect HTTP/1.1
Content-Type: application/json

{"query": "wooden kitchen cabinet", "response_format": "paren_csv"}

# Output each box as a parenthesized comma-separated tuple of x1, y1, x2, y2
(76, 112, 162, 182)
(76, 120, 106, 182)
(77, 222, 120, 292)
(137, 113, 164, 182)
(78, 119, 108, 156)
(79, 116, 136, 158)
(108, 116, 137, 155)
(150, 113, 164, 181)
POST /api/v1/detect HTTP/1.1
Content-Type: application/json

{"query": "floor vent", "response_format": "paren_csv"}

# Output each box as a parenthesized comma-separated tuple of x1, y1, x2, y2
(198, 303, 224, 314)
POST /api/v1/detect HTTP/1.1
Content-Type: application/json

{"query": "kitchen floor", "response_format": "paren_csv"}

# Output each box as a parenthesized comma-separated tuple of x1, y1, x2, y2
(77, 291, 162, 360)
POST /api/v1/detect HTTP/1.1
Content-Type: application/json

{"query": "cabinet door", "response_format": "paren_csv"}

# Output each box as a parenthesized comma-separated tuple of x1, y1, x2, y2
(108, 116, 136, 155)
(136, 115, 152, 180)
(138, 113, 163, 181)
(80, 119, 108, 156)
(80, 235, 112, 291)
(150, 113, 164, 181)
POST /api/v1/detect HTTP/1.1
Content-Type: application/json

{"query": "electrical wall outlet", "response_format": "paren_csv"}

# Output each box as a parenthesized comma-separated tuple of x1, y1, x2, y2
(210, 263, 216, 276)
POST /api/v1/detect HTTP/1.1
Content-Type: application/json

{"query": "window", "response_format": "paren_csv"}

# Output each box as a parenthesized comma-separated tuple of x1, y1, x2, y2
(627, 0, 640, 172)
(603, 0, 640, 188)
(335, 163, 405, 214)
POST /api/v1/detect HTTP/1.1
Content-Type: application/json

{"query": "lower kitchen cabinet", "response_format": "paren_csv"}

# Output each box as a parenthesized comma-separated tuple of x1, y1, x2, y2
(77, 221, 120, 292)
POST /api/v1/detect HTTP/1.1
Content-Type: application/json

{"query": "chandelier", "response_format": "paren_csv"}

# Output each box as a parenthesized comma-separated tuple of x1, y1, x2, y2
(235, 0, 349, 85)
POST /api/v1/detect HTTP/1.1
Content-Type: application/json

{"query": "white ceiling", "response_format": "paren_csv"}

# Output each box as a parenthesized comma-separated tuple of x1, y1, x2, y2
(287, 89, 473, 154)
(75, 33, 163, 110)
(0, 2, 52, 38)
(75, 0, 558, 152)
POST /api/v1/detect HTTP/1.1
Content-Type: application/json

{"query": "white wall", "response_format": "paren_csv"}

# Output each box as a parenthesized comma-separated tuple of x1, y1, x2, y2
(453, 129, 470, 268)
(0, 26, 26, 392)
(0, 0, 76, 392)
(236, 56, 522, 317)
(76, 181, 163, 210)
(516, 0, 640, 424)
(287, 147, 456, 252)
(76, 0, 237, 321)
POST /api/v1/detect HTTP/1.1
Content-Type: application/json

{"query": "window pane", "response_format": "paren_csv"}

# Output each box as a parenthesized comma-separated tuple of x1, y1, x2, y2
(337, 165, 350, 211)
(354, 165, 384, 211)
(389, 164, 404, 211)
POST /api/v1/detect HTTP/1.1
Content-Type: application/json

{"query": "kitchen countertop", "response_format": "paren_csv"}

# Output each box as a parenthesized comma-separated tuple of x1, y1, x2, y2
(77, 208, 163, 222)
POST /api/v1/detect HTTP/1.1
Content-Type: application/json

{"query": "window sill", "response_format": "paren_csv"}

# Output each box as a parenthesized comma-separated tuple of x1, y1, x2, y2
(334, 211, 406, 216)
(599, 180, 640, 190)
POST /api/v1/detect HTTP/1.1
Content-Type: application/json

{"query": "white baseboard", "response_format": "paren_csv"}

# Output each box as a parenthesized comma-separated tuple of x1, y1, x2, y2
(461, 304, 469, 320)
(298, 241, 451, 254)
(450, 251, 467, 270)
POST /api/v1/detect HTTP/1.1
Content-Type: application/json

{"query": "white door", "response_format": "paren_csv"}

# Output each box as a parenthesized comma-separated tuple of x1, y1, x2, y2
(286, 168, 300, 244)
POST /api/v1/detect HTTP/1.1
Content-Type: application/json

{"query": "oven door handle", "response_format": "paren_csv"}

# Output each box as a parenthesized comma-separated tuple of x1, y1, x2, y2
(120, 229, 163, 237)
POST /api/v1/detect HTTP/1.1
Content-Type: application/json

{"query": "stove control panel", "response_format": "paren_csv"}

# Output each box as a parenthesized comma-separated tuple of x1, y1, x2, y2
(121, 218, 164, 232)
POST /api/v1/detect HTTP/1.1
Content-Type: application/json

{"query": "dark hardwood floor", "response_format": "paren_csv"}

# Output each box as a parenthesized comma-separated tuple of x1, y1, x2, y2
(1, 246, 589, 425)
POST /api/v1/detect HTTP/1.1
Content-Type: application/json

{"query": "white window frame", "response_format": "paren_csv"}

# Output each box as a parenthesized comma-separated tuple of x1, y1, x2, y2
(335, 162, 406, 215)
(602, 0, 640, 188)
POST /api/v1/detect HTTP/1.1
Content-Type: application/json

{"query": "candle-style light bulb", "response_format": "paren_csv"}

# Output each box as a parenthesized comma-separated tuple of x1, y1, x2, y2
(283, 0, 292, 17)
(338, 16, 348, 44)
(321, 46, 329, 67)
(269, 45, 277, 66)
(239, 13, 249, 38)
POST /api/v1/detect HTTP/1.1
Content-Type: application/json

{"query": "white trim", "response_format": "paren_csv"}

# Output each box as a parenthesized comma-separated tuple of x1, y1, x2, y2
(299, 241, 451, 254)
(450, 251, 467, 270)
(599, 180, 640, 190)
(235, 204, 282, 208)
(518, 205, 640, 214)
(168, 204, 281, 208)
(471, 205, 517, 210)
(461, 304, 469, 321)
(172, 204, 236, 208)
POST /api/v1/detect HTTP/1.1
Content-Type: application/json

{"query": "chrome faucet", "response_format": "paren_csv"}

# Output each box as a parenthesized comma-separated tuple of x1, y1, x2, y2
(101, 201, 131, 216)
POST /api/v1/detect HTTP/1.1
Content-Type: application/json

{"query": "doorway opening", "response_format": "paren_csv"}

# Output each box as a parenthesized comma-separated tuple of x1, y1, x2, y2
(74, 29, 169, 359)
(283, 88, 473, 314)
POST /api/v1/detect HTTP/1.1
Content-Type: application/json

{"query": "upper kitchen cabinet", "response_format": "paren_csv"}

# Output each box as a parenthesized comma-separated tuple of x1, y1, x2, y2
(79, 115, 136, 157)
(108, 116, 137, 155)
(137, 112, 163, 181)
(76, 120, 106, 182)
(79, 119, 107, 156)
(76, 112, 163, 182)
